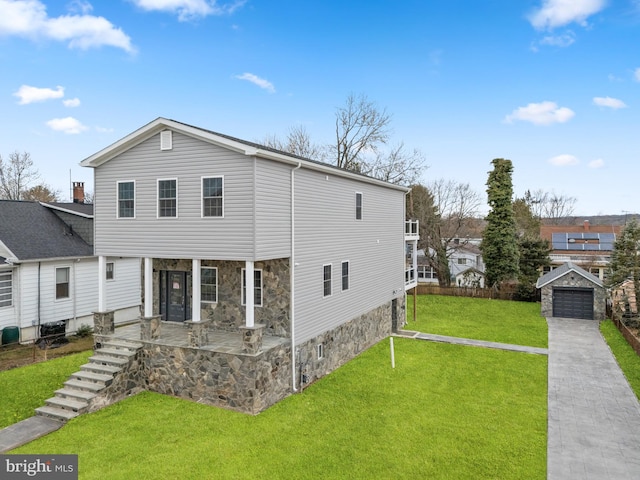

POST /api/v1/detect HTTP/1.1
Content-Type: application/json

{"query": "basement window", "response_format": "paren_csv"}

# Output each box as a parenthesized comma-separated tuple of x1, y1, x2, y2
(317, 344, 324, 359)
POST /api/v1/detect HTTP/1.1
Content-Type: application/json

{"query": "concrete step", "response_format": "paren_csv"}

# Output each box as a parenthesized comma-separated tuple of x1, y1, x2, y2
(95, 347, 137, 359)
(88, 354, 129, 367)
(102, 340, 143, 351)
(81, 363, 121, 375)
(54, 388, 97, 402)
(45, 396, 87, 413)
(35, 406, 78, 422)
(71, 371, 113, 385)
(63, 379, 105, 393)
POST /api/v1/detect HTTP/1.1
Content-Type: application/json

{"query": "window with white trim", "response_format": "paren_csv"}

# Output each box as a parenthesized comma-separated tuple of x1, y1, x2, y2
(341, 261, 349, 291)
(242, 269, 263, 307)
(202, 177, 223, 217)
(56, 267, 70, 300)
(106, 262, 114, 281)
(0, 271, 12, 308)
(323, 264, 332, 297)
(201, 267, 218, 303)
(158, 179, 177, 217)
(355, 192, 363, 220)
(117, 181, 135, 218)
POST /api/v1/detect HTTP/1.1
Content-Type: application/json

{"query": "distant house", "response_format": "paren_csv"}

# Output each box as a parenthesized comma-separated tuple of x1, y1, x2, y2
(0, 195, 140, 343)
(70, 117, 417, 415)
(417, 240, 485, 287)
(540, 220, 621, 281)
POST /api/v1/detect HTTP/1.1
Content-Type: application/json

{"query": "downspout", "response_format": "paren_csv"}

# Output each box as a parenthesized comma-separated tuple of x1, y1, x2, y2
(37, 262, 41, 340)
(290, 162, 302, 392)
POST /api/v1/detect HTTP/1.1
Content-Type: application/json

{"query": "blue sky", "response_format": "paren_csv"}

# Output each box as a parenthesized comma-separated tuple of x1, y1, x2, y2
(0, 0, 638, 216)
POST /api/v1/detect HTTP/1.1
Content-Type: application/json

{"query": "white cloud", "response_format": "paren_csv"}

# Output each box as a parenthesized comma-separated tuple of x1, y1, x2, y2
(46, 117, 88, 134)
(95, 126, 114, 133)
(588, 158, 604, 168)
(593, 96, 627, 109)
(529, 0, 607, 30)
(548, 154, 579, 166)
(504, 101, 575, 125)
(13, 84, 64, 104)
(63, 97, 81, 107)
(131, 0, 246, 21)
(235, 73, 275, 93)
(0, 0, 135, 53)
(538, 32, 575, 47)
(635, 68, 640, 82)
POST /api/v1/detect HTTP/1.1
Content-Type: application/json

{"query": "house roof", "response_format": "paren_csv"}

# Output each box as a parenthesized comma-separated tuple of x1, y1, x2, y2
(535, 261, 603, 289)
(42, 202, 93, 218)
(80, 117, 410, 192)
(541, 222, 621, 253)
(0, 200, 93, 261)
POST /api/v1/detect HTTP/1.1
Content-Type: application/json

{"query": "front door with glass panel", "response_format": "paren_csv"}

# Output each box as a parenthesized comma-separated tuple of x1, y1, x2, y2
(160, 271, 191, 322)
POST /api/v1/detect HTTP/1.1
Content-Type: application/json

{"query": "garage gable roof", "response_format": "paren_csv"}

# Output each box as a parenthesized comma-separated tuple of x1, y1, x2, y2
(536, 261, 603, 289)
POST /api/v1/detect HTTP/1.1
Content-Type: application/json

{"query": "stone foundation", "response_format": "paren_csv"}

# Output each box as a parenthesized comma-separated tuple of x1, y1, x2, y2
(93, 311, 114, 347)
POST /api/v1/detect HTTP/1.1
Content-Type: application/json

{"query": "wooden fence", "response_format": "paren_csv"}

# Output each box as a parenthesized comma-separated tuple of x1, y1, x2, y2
(607, 304, 640, 357)
(412, 284, 520, 301)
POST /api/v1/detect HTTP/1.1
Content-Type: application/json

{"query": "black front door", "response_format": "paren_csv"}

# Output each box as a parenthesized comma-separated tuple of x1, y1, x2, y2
(160, 271, 191, 322)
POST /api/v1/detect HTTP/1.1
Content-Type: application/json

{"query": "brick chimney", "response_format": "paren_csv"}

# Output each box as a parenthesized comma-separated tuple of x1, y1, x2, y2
(583, 220, 590, 231)
(73, 182, 85, 204)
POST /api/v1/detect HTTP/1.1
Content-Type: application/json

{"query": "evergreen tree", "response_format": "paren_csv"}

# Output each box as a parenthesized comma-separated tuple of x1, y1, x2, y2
(481, 158, 519, 288)
(607, 218, 640, 313)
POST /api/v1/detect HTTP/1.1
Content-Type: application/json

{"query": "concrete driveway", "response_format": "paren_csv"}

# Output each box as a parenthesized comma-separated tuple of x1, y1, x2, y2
(547, 317, 640, 479)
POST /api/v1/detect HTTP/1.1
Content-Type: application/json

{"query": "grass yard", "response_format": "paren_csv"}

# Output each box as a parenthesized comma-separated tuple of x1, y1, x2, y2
(11, 338, 547, 479)
(600, 320, 640, 400)
(406, 294, 547, 348)
(0, 350, 92, 429)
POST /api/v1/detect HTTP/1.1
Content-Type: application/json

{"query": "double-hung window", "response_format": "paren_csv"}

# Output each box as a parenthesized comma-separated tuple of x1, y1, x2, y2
(0, 271, 12, 308)
(341, 261, 349, 291)
(242, 269, 263, 307)
(201, 267, 218, 303)
(106, 262, 114, 280)
(117, 181, 135, 218)
(202, 177, 223, 217)
(323, 264, 332, 297)
(158, 179, 177, 218)
(56, 267, 70, 300)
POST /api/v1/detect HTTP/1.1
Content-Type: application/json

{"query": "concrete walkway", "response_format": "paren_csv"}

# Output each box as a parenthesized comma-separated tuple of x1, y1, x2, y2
(547, 317, 640, 479)
(0, 416, 63, 453)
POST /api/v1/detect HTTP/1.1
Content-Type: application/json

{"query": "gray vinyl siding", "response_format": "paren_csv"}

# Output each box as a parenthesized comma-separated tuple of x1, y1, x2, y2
(255, 159, 291, 259)
(94, 131, 256, 260)
(293, 168, 406, 344)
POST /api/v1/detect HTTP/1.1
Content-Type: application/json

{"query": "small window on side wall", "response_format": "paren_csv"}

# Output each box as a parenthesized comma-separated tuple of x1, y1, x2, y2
(323, 264, 332, 297)
(106, 262, 114, 280)
(341, 261, 349, 291)
(202, 177, 223, 217)
(117, 181, 135, 218)
(56, 267, 70, 300)
(355, 192, 363, 220)
(158, 179, 177, 218)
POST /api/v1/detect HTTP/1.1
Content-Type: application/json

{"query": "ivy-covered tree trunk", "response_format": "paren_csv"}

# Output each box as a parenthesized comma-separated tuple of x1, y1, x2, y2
(480, 158, 519, 289)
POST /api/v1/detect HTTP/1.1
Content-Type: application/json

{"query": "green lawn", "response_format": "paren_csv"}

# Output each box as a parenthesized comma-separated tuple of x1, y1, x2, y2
(0, 351, 92, 429)
(12, 338, 547, 479)
(406, 294, 547, 348)
(600, 320, 640, 400)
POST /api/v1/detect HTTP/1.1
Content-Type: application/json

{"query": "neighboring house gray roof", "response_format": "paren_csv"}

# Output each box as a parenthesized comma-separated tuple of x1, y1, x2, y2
(536, 261, 603, 289)
(0, 200, 93, 261)
(43, 202, 93, 217)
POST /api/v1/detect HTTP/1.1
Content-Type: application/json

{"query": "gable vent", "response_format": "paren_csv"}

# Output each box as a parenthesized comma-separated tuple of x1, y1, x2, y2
(160, 130, 173, 151)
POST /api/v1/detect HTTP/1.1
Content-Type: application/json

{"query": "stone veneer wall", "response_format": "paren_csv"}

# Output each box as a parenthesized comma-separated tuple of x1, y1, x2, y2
(146, 258, 291, 337)
(296, 295, 406, 387)
(540, 274, 606, 320)
(142, 342, 292, 414)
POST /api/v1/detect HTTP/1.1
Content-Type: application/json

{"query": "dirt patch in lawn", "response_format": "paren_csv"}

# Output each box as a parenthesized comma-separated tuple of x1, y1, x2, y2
(0, 336, 94, 372)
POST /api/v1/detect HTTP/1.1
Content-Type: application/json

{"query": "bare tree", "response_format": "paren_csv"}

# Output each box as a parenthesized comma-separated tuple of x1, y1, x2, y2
(22, 183, 61, 202)
(410, 180, 482, 286)
(364, 142, 425, 186)
(522, 189, 576, 224)
(0, 151, 40, 200)
(333, 93, 392, 172)
(261, 125, 326, 160)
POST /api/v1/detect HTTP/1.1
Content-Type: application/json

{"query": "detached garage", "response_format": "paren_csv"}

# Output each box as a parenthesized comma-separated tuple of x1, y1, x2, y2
(536, 262, 605, 320)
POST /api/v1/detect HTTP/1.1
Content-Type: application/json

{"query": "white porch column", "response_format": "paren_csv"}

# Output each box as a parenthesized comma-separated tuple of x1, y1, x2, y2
(412, 240, 418, 282)
(192, 259, 201, 322)
(98, 255, 107, 311)
(144, 257, 153, 318)
(245, 260, 254, 327)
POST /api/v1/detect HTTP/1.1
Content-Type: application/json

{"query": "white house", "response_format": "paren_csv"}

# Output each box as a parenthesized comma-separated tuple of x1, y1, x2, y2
(0, 199, 140, 343)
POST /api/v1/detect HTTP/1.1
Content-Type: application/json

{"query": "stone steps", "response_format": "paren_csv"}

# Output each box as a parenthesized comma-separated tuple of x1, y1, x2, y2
(35, 338, 143, 423)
